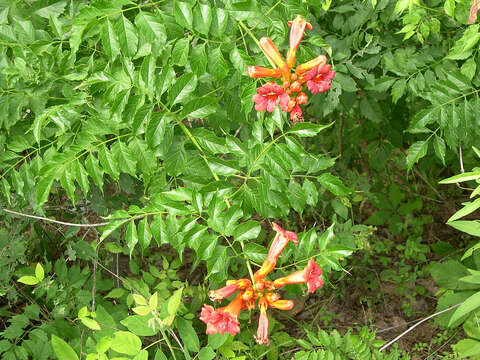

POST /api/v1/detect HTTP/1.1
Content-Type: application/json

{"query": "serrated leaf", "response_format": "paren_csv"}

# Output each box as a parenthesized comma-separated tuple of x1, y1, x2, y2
(234, 221, 261, 242)
(34, 1, 67, 18)
(138, 217, 152, 250)
(433, 135, 446, 165)
(167, 72, 197, 106)
(181, 97, 218, 118)
(193, 3, 212, 35)
(51, 335, 79, 360)
(135, 11, 166, 46)
(172, 37, 190, 67)
(36, 174, 55, 208)
(97, 146, 120, 180)
(287, 122, 333, 137)
(126, 221, 138, 256)
(208, 48, 228, 81)
(115, 15, 138, 58)
(318, 173, 352, 196)
(175, 1, 193, 29)
(101, 19, 120, 62)
(447, 24, 480, 60)
(112, 141, 137, 177)
(406, 140, 429, 170)
(35, 263, 44, 281)
(244, 243, 267, 263)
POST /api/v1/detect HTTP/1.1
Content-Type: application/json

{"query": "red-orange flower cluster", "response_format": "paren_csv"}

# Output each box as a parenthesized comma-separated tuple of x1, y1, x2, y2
(247, 15, 336, 123)
(200, 222, 324, 345)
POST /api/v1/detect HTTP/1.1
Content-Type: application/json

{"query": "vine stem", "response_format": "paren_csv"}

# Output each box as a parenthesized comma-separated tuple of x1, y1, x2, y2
(379, 302, 462, 352)
(238, 21, 277, 69)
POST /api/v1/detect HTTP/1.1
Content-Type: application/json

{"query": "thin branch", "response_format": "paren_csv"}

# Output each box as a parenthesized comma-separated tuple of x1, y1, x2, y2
(2, 208, 110, 227)
(379, 302, 462, 352)
(459, 141, 465, 173)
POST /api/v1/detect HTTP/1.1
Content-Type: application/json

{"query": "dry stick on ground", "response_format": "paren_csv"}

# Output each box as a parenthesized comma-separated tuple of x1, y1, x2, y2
(2, 208, 111, 227)
(379, 302, 462, 352)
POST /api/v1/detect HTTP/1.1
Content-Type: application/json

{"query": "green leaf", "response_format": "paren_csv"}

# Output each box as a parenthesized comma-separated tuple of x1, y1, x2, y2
(121, 315, 157, 336)
(138, 217, 152, 250)
(244, 243, 267, 263)
(146, 112, 172, 149)
(448, 220, 480, 237)
(198, 347, 216, 360)
(51, 335, 79, 360)
(448, 198, 480, 222)
(97, 146, 120, 180)
(234, 221, 261, 242)
(135, 11, 166, 46)
(167, 73, 197, 106)
(287, 122, 334, 137)
(181, 97, 218, 118)
(115, 15, 138, 58)
(81, 317, 101, 330)
(391, 79, 406, 103)
(34, 1, 67, 18)
(229, 47, 251, 74)
(172, 37, 190, 67)
(189, 43, 208, 75)
(35, 263, 44, 281)
(111, 331, 141, 355)
(112, 141, 137, 177)
(17, 276, 39, 285)
(444, 0, 455, 18)
(193, 3, 212, 35)
(166, 287, 183, 325)
(36, 174, 55, 208)
(317, 173, 352, 196)
(208, 48, 228, 81)
(177, 318, 200, 352)
(433, 135, 446, 165)
(101, 19, 120, 62)
(175, 1, 193, 29)
(126, 221, 138, 255)
(439, 171, 480, 184)
(406, 140, 429, 170)
(85, 154, 105, 190)
(452, 339, 480, 358)
(447, 24, 480, 60)
(211, 8, 228, 37)
(449, 291, 480, 326)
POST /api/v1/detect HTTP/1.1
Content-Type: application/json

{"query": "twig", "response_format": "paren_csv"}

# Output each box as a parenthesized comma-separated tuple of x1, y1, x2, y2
(2, 208, 110, 227)
(338, 111, 343, 157)
(459, 141, 465, 173)
(91, 245, 97, 312)
(379, 302, 462, 352)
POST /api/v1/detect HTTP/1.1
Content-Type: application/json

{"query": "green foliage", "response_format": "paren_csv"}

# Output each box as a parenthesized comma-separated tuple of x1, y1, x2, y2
(1, 0, 478, 358)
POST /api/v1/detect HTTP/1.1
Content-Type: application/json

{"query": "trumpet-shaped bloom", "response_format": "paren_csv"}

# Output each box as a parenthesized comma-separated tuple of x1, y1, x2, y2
(253, 83, 290, 113)
(286, 15, 312, 68)
(259, 37, 286, 69)
(201, 220, 324, 346)
(254, 222, 298, 280)
(209, 279, 251, 302)
(295, 55, 327, 75)
(305, 64, 336, 94)
(255, 298, 270, 345)
(199, 294, 244, 335)
(273, 258, 324, 293)
(270, 299, 294, 310)
(247, 66, 282, 78)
